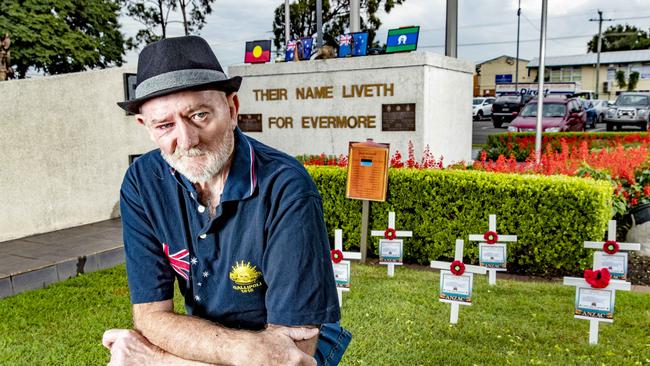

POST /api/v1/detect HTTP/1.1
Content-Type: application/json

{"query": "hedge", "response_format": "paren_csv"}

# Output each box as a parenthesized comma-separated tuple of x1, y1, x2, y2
(482, 132, 650, 161)
(307, 166, 613, 277)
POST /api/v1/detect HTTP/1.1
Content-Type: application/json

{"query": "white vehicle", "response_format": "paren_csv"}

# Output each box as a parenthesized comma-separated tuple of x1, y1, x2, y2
(590, 100, 609, 123)
(473, 97, 495, 121)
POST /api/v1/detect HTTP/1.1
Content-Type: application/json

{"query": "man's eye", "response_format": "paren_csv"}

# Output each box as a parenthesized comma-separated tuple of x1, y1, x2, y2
(156, 123, 174, 130)
(192, 112, 208, 121)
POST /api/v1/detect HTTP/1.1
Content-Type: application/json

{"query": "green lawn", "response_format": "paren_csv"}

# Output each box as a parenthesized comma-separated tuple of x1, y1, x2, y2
(0, 264, 649, 365)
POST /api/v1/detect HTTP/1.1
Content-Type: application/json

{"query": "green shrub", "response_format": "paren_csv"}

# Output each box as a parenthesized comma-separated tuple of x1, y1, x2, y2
(307, 166, 612, 277)
(482, 132, 650, 161)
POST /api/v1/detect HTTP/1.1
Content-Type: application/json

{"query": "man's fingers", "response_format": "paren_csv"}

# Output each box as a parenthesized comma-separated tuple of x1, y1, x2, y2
(102, 329, 129, 349)
(281, 326, 320, 341)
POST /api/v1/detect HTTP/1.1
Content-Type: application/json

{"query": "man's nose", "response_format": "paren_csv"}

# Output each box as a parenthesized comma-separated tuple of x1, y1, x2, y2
(176, 119, 199, 151)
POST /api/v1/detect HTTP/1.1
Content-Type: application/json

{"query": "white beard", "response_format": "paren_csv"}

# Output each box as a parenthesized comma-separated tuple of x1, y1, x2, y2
(162, 128, 235, 184)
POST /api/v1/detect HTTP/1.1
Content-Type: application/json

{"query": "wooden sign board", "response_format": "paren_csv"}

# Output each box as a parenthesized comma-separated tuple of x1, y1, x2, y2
(237, 114, 263, 132)
(345, 140, 389, 201)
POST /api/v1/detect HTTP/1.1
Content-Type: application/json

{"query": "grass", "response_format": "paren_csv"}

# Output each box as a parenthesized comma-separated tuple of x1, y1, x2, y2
(0, 264, 649, 365)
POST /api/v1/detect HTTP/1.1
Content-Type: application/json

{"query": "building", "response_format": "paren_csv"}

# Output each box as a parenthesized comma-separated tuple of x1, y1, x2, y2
(474, 55, 530, 96)
(527, 49, 650, 100)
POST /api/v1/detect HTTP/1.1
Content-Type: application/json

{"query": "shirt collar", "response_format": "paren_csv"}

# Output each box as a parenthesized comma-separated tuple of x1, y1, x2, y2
(166, 127, 257, 202)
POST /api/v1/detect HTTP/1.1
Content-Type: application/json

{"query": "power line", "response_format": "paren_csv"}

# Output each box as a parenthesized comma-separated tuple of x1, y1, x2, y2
(418, 34, 593, 49)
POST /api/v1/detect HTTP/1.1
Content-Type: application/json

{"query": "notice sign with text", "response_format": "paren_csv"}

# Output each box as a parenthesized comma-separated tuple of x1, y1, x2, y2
(345, 140, 390, 201)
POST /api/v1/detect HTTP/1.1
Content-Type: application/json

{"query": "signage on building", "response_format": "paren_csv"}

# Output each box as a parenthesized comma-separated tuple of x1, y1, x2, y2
(495, 82, 579, 96)
(495, 74, 513, 84)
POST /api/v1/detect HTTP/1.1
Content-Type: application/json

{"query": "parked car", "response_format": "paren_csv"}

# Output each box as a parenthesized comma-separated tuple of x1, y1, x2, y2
(491, 94, 533, 128)
(604, 92, 650, 131)
(590, 99, 609, 123)
(507, 97, 586, 133)
(472, 97, 495, 121)
(581, 99, 597, 129)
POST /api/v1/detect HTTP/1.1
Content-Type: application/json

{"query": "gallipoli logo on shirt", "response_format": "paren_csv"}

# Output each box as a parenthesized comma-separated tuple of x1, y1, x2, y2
(229, 261, 263, 293)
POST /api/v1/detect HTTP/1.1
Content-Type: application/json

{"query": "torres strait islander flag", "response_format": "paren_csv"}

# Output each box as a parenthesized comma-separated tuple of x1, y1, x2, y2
(244, 40, 271, 64)
(386, 26, 420, 53)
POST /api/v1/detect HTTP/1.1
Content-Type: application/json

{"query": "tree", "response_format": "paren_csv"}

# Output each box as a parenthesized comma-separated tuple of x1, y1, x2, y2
(615, 70, 640, 91)
(122, 0, 215, 47)
(587, 24, 650, 53)
(122, 0, 176, 45)
(0, 0, 129, 78)
(272, 0, 406, 54)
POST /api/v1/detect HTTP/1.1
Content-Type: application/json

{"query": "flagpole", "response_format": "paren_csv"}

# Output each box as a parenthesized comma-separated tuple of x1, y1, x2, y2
(350, 0, 360, 32)
(284, 0, 290, 48)
(316, 0, 323, 48)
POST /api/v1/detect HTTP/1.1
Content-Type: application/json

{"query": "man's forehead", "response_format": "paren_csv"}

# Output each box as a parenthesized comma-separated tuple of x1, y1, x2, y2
(140, 89, 228, 117)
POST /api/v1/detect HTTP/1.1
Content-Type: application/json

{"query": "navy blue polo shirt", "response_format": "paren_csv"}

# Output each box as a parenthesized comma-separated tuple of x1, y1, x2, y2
(120, 128, 340, 330)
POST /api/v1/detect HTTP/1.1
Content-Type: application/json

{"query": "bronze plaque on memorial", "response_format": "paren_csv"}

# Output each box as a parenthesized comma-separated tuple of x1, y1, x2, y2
(237, 114, 263, 132)
(346, 140, 390, 202)
(382, 103, 416, 131)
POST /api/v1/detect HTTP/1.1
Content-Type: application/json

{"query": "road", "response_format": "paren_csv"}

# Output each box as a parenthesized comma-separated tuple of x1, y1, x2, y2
(471, 119, 639, 145)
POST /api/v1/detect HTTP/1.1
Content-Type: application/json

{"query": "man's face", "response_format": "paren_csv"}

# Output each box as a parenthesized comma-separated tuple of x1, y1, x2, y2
(136, 89, 239, 183)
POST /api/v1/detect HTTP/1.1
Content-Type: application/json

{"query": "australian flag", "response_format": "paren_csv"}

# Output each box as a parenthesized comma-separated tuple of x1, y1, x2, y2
(285, 40, 296, 61)
(352, 32, 368, 56)
(300, 37, 314, 60)
(338, 34, 353, 57)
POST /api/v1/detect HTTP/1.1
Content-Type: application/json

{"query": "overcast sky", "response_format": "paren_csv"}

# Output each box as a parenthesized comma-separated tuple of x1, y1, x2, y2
(119, 0, 650, 71)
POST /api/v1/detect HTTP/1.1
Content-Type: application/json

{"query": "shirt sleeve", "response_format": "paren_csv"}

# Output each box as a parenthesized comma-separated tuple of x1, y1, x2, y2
(262, 193, 341, 326)
(120, 167, 175, 304)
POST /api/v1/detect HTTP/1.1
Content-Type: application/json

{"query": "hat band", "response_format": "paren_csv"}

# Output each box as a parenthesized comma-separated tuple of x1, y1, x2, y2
(135, 69, 228, 99)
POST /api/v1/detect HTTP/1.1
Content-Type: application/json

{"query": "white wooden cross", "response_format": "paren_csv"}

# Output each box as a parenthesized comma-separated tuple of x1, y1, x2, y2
(332, 229, 360, 307)
(584, 220, 641, 280)
(335, 229, 362, 260)
(371, 211, 412, 277)
(563, 276, 631, 344)
(430, 239, 487, 324)
(468, 214, 517, 285)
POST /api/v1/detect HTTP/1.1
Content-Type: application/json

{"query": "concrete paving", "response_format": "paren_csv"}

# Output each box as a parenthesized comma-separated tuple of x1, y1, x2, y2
(0, 218, 124, 299)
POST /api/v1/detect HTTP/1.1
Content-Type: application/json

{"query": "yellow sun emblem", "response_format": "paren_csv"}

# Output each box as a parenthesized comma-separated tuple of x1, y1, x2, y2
(229, 261, 261, 285)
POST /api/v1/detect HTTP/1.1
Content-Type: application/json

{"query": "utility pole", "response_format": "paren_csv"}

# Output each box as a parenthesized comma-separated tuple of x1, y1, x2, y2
(515, 0, 521, 93)
(589, 10, 613, 99)
(534, 0, 548, 164)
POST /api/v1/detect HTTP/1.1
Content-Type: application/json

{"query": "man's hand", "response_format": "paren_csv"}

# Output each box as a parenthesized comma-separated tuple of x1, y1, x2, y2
(103, 329, 162, 366)
(239, 325, 319, 366)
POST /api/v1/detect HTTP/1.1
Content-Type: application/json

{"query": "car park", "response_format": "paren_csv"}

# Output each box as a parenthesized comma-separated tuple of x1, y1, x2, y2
(604, 92, 650, 131)
(507, 96, 586, 133)
(472, 97, 495, 121)
(491, 94, 533, 128)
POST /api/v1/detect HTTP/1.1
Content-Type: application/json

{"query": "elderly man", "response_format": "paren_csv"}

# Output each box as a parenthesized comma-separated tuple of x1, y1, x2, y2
(103, 36, 350, 365)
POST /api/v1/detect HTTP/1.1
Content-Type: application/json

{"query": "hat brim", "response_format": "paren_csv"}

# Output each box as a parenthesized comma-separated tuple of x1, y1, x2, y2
(117, 76, 242, 115)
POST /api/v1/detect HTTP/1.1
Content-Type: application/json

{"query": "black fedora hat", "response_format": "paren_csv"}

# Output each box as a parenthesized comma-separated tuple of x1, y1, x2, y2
(118, 36, 242, 114)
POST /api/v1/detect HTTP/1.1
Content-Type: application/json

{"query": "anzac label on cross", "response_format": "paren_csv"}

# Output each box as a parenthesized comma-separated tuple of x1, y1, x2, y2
(468, 214, 517, 285)
(431, 239, 487, 324)
(371, 211, 412, 277)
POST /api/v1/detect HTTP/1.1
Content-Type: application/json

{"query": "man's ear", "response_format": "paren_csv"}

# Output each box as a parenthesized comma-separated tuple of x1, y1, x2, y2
(227, 93, 240, 130)
(135, 114, 156, 143)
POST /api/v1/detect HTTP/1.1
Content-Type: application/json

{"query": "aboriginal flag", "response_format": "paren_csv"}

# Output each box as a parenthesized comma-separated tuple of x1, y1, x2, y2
(244, 40, 271, 64)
